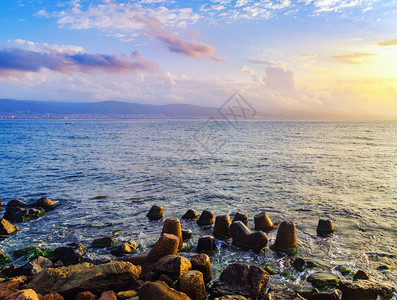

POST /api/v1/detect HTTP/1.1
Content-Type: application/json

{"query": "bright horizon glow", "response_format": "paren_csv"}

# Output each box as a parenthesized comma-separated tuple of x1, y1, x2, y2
(0, 0, 397, 119)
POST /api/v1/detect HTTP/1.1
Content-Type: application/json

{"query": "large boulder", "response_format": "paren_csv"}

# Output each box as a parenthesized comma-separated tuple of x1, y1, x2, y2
(0, 277, 27, 300)
(190, 253, 212, 282)
(232, 212, 248, 224)
(147, 205, 163, 220)
(21, 256, 53, 275)
(3, 207, 45, 223)
(6, 199, 27, 207)
(308, 272, 339, 289)
(146, 233, 179, 263)
(179, 270, 206, 300)
(196, 236, 218, 254)
(91, 237, 115, 248)
(4, 289, 39, 300)
(210, 263, 269, 299)
(52, 243, 86, 266)
(42, 292, 64, 300)
(161, 218, 183, 249)
(317, 219, 334, 236)
(338, 280, 394, 300)
(213, 215, 231, 238)
(230, 221, 268, 252)
(36, 198, 57, 211)
(261, 285, 305, 300)
(155, 255, 192, 281)
(197, 210, 214, 226)
(270, 221, 298, 255)
(0, 218, 20, 235)
(27, 261, 141, 294)
(182, 209, 198, 219)
(254, 212, 275, 231)
(111, 240, 138, 256)
(138, 281, 190, 300)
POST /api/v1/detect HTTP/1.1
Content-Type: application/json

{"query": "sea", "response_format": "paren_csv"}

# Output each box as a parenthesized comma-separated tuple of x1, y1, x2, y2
(0, 119, 396, 293)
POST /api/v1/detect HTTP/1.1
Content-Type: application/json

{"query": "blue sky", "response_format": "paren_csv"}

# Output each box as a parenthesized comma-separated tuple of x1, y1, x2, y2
(1, 0, 397, 119)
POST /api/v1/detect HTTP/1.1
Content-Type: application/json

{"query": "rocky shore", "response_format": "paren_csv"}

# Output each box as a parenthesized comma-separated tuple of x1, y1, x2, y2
(0, 199, 395, 300)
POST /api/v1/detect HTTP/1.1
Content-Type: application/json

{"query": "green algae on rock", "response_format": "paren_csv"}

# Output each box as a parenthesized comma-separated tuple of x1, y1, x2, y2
(308, 272, 339, 288)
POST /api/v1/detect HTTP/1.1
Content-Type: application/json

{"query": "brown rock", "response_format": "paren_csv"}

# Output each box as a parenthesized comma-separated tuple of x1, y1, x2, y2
(111, 240, 138, 256)
(116, 290, 137, 299)
(0, 278, 26, 300)
(91, 237, 115, 248)
(317, 219, 334, 236)
(182, 209, 198, 219)
(75, 291, 98, 300)
(214, 296, 248, 300)
(125, 254, 147, 266)
(158, 274, 174, 286)
(6, 199, 27, 207)
(0, 218, 19, 235)
(147, 205, 163, 220)
(261, 285, 305, 300)
(182, 230, 192, 241)
(36, 198, 56, 211)
(191, 253, 212, 282)
(270, 221, 298, 255)
(179, 270, 206, 300)
(27, 261, 141, 294)
(311, 289, 342, 300)
(338, 279, 394, 300)
(230, 221, 268, 252)
(137, 281, 190, 300)
(162, 218, 183, 249)
(42, 293, 63, 300)
(213, 215, 231, 238)
(232, 212, 248, 224)
(146, 233, 179, 263)
(254, 212, 275, 231)
(196, 210, 214, 225)
(353, 270, 371, 280)
(98, 291, 116, 300)
(52, 243, 86, 266)
(5, 290, 39, 300)
(196, 236, 218, 254)
(155, 255, 192, 281)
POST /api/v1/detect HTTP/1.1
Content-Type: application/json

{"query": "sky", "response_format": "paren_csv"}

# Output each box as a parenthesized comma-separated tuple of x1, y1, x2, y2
(0, 0, 397, 119)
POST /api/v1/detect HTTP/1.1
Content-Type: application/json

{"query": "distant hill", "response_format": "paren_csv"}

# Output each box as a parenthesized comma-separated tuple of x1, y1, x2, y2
(0, 99, 221, 119)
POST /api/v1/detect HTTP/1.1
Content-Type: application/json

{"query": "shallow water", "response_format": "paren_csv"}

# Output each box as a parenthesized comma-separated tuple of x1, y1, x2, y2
(0, 120, 396, 294)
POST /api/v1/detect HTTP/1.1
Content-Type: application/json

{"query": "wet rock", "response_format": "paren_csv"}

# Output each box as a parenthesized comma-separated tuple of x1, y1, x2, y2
(0, 218, 20, 235)
(4, 206, 45, 223)
(182, 230, 192, 241)
(27, 261, 141, 294)
(254, 212, 275, 231)
(213, 215, 231, 238)
(80, 253, 112, 265)
(317, 219, 334, 236)
(230, 221, 268, 252)
(264, 265, 277, 275)
(196, 236, 218, 254)
(52, 243, 86, 266)
(91, 237, 115, 248)
(190, 253, 212, 282)
(155, 255, 192, 281)
(270, 221, 298, 255)
(179, 270, 206, 300)
(146, 205, 163, 220)
(311, 289, 342, 300)
(377, 265, 390, 270)
(261, 285, 305, 300)
(214, 296, 248, 300)
(158, 274, 174, 286)
(42, 293, 63, 300)
(308, 272, 340, 289)
(110, 240, 138, 256)
(75, 291, 98, 300)
(338, 280, 394, 300)
(232, 212, 248, 225)
(162, 218, 183, 249)
(294, 258, 308, 272)
(5, 289, 39, 300)
(0, 277, 26, 300)
(210, 263, 269, 299)
(124, 254, 147, 266)
(182, 209, 198, 219)
(98, 291, 116, 300)
(196, 210, 214, 225)
(146, 233, 179, 263)
(137, 281, 190, 300)
(353, 270, 371, 280)
(0, 250, 9, 265)
(22, 256, 53, 275)
(116, 290, 137, 299)
(6, 199, 27, 207)
(36, 198, 56, 211)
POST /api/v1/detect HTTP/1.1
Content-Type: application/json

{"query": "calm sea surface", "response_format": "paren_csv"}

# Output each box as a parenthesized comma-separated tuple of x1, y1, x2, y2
(0, 120, 396, 291)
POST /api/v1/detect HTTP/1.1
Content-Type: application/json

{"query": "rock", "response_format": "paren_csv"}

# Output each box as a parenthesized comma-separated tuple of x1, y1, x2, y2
(196, 236, 218, 254)
(254, 212, 275, 231)
(353, 270, 370, 280)
(0, 250, 9, 265)
(214, 296, 248, 300)
(146, 233, 179, 263)
(182, 230, 192, 241)
(182, 209, 198, 219)
(264, 265, 277, 275)
(146, 205, 163, 220)
(179, 270, 206, 300)
(261, 285, 305, 300)
(338, 280, 394, 300)
(111, 240, 138, 256)
(270, 221, 298, 255)
(230, 221, 268, 252)
(162, 218, 183, 249)
(80, 253, 112, 265)
(190, 253, 212, 282)
(6, 199, 27, 207)
(377, 265, 390, 270)
(311, 289, 342, 300)
(98, 291, 116, 300)
(22, 256, 53, 275)
(42, 293, 63, 300)
(116, 291, 137, 299)
(317, 219, 334, 236)
(52, 243, 86, 266)
(125, 254, 147, 266)
(0, 278, 26, 300)
(308, 272, 339, 288)
(213, 215, 231, 238)
(91, 237, 115, 248)
(196, 210, 214, 225)
(27, 261, 141, 294)
(137, 281, 190, 300)
(210, 263, 269, 299)
(158, 274, 174, 286)
(232, 212, 248, 224)
(5, 289, 39, 300)
(155, 255, 192, 281)
(75, 291, 98, 300)
(36, 198, 56, 211)
(4, 206, 45, 223)
(294, 258, 307, 271)
(0, 218, 20, 235)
